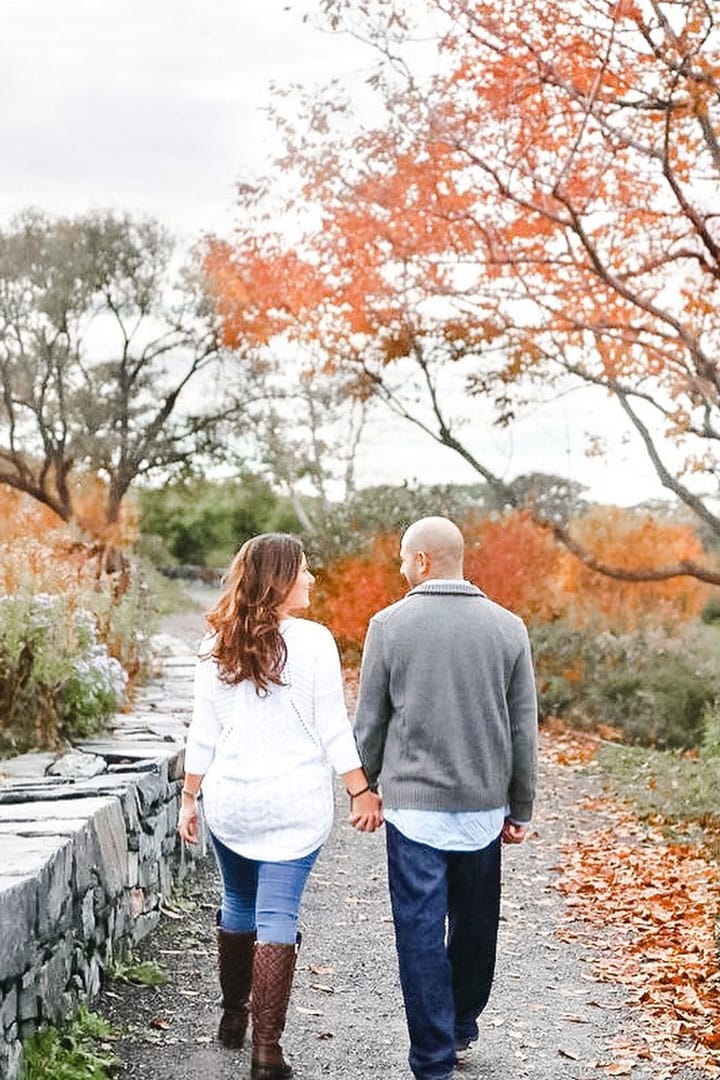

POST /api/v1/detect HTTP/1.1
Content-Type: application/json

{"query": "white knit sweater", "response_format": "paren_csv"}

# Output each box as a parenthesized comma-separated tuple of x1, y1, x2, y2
(185, 617, 361, 860)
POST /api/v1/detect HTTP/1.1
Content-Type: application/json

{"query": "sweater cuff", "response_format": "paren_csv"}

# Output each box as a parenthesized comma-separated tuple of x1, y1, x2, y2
(509, 801, 533, 822)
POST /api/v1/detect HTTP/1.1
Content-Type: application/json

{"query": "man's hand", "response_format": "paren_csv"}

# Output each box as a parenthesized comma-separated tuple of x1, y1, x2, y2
(350, 790, 384, 832)
(502, 819, 529, 845)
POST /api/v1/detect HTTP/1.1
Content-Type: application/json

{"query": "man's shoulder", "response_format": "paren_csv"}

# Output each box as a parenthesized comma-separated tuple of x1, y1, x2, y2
(482, 595, 527, 626)
(477, 595, 530, 640)
(369, 595, 413, 626)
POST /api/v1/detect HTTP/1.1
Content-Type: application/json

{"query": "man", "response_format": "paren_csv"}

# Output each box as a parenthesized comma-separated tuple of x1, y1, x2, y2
(353, 516, 538, 1080)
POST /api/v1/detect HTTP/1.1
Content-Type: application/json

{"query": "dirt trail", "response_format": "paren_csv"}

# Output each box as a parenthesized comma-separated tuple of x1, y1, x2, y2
(96, 590, 707, 1079)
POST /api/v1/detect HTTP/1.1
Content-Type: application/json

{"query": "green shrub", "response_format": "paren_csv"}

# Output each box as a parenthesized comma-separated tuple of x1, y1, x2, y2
(594, 661, 713, 749)
(139, 474, 302, 566)
(701, 701, 720, 758)
(530, 620, 720, 750)
(701, 594, 720, 624)
(22, 1006, 118, 1080)
(0, 593, 127, 756)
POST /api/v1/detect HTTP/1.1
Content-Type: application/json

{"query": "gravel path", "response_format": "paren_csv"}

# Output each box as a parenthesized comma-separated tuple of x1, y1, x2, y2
(95, 588, 706, 1079)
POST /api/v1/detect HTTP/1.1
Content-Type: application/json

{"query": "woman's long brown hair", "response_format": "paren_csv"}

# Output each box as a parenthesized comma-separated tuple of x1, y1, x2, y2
(205, 533, 304, 693)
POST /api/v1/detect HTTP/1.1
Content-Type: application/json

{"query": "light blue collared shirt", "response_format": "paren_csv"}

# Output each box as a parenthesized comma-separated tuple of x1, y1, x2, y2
(384, 806, 507, 851)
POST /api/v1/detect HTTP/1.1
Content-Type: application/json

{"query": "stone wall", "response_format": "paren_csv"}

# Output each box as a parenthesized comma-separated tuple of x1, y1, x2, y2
(0, 635, 202, 1080)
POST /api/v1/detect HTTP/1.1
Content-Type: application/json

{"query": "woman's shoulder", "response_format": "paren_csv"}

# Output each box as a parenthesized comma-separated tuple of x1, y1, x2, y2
(283, 617, 338, 652)
(196, 631, 218, 659)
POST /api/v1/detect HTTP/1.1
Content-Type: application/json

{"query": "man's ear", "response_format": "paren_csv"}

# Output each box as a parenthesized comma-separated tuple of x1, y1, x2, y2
(417, 551, 431, 577)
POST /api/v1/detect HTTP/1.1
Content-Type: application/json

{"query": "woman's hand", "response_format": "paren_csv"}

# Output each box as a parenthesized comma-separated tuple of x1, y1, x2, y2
(350, 789, 384, 832)
(178, 790, 200, 844)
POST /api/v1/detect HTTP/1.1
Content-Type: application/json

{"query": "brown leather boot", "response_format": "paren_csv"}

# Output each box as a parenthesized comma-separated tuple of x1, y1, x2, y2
(217, 926, 254, 1048)
(250, 939, 299, 1080)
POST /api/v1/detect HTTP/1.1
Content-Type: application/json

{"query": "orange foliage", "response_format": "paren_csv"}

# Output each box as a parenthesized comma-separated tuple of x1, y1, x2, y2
(464, 511, 565, 621)
(0, 480, 137, 548)
(556, 506, 709, 627)
(310, 534, 406, 655)
(0, 482, 137, 597)
(311, 509, 709, 654)
(72, 476, 139, 548)
(0, 488, 66, 544)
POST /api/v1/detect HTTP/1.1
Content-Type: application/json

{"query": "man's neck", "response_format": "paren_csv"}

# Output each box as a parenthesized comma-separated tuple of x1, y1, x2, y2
(420, 573, 465, 583)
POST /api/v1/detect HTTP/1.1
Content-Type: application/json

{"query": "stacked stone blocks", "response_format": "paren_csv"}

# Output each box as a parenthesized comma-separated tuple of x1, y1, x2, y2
(0, 635, 201, 1080)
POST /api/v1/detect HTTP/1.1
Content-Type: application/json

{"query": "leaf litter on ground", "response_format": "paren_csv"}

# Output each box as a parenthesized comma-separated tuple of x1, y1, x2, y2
(545, 723, 720, 1078)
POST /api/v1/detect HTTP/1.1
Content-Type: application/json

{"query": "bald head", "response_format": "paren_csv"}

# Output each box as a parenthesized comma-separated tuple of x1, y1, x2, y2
(400, 516, 464, 585)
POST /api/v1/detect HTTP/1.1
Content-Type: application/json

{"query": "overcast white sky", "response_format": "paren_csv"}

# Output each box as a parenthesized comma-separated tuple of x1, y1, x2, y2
(0, 0, 672, 506)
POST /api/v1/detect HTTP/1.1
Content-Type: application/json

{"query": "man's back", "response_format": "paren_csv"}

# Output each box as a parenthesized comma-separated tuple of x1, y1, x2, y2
(353, 581, 537, 820)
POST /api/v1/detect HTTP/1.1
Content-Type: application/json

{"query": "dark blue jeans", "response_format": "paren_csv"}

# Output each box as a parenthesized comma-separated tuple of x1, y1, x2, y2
(210, 832, 320, 945)
(385, 822, 502, 1080)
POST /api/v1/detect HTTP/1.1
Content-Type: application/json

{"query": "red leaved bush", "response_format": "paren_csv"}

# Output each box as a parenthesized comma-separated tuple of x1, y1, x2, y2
(464, 511, 566, 621)
(310, 533, 406, 659)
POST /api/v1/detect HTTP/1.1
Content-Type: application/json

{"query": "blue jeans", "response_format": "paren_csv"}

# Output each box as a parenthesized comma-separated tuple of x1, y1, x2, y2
(386, 822, 502, 1080)
(210, 833, 320, 945)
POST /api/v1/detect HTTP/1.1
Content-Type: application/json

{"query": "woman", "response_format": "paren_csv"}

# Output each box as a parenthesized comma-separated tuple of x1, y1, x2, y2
(178, 533, 381, 1080)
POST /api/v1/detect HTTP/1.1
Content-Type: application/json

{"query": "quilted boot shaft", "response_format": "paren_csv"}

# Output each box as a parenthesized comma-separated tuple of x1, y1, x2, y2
(250, 940, 299, 1080)
(217, 927, 254, 1049)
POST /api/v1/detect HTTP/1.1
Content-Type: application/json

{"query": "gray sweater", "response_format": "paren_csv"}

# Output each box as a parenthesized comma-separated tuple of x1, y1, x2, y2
(353, 581, 538, 822)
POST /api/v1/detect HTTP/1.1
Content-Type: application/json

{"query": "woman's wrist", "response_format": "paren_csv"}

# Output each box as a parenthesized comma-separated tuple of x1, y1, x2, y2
(347, 786, 375, 812)
(181, 788, 199, 799)
(346, 784, 370, 801)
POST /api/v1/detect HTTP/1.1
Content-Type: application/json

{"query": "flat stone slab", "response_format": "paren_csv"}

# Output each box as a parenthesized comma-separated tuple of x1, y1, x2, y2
(0, 753, 56, 780)
(0, 834, 71, 877)
(73, 739, 180, 761)
(0, 819, 89, 837)
(46, 751, 107, 779)
(0, 796, 117, 822)
(0, 781, 133, 805)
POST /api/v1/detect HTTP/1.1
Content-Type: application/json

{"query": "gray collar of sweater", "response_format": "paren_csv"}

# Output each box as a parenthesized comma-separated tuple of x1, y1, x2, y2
(407, 579, 487, 598)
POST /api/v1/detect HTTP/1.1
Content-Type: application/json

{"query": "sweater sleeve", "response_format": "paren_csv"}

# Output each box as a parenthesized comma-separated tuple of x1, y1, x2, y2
(184, 653, 223, 776)
(506, 631, 538, 822)
(312, 628, 362, 775)
(352, 617, 393, 788)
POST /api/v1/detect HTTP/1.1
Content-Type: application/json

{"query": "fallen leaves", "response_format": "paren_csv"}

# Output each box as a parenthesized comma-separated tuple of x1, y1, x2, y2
(149, 1017, 171, 1031)
(553, 782, 720, 1076)
(542, 717, 609, 766)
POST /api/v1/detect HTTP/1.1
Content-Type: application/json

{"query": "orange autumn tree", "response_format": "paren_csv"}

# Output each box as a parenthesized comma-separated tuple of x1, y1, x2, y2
(555, 505, 710, 627)
(206, 0, 720, 584)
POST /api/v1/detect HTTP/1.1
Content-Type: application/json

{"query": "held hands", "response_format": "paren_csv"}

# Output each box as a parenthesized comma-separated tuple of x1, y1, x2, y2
(349, 789, 384, 832)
